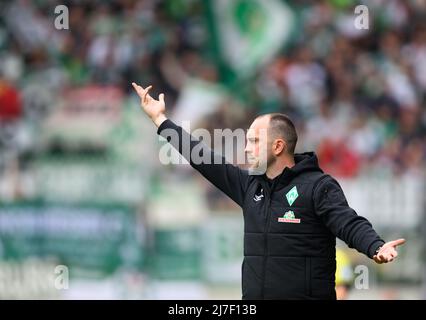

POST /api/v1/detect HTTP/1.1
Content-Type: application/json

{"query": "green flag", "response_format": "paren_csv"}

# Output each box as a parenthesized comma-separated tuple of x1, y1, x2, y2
(211, 0, 294, 77)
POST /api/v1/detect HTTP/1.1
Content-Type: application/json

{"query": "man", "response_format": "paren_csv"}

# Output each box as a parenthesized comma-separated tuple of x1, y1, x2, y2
(132, 82, 406, 300)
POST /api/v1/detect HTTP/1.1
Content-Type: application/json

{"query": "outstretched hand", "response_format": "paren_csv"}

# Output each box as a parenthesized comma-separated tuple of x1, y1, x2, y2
(132, 82, 167, 127)
(373, 238, 406, 264)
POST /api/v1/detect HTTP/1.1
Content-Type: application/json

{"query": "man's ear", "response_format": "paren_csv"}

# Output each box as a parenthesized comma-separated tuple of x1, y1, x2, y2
(274, 139, 286, 155)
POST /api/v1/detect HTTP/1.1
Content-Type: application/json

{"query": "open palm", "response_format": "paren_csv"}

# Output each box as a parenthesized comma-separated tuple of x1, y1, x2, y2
(373, 238, 406, 264)
(132, 82, 165, 121)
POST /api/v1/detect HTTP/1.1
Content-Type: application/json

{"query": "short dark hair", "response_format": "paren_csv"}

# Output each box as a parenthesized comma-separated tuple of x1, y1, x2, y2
(265, 113, 298, 155)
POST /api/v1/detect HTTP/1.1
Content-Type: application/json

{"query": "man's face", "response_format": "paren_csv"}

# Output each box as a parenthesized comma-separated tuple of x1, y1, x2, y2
(245, 117, 272, 174)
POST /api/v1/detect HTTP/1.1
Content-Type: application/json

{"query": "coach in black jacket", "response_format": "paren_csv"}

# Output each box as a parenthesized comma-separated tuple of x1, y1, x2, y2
(132, 82, 405, 300)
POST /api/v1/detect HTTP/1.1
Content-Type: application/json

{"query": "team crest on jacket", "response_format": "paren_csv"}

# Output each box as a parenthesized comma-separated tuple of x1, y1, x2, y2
(286, 186, 299, 206)
(278, 210, 301, 223)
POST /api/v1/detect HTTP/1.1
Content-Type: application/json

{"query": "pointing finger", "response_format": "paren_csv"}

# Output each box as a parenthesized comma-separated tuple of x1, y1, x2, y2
(132, 82, 145, 97)
(389, 239, 406, 247)
(132, 82, 141, 94)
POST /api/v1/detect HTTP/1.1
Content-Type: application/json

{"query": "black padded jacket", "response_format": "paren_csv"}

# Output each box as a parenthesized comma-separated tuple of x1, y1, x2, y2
(157, 119, 385, 300)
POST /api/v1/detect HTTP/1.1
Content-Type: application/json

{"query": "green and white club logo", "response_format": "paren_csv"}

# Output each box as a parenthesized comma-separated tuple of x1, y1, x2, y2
(286, 186, 298, 206)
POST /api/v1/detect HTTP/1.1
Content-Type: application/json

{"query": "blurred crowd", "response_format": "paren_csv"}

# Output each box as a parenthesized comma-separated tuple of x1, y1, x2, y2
(270, 0, 426, 178)
(0, 0, 425, 187)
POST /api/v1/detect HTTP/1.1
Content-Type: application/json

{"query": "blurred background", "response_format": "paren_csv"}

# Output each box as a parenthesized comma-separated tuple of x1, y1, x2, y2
(0, 0, 425, 299)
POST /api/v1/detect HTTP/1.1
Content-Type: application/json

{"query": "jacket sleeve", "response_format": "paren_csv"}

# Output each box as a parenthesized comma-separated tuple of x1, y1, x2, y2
(313, 175, 385, 258)
(157, 119, 249, 207)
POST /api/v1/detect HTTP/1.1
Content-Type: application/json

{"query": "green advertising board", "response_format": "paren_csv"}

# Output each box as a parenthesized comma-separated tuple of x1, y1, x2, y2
(147, 228, 202, 280)
(0, 202, 145, 278)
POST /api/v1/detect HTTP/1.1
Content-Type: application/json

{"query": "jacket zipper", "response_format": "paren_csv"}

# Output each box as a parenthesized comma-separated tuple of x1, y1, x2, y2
(260, 184, 272, 299)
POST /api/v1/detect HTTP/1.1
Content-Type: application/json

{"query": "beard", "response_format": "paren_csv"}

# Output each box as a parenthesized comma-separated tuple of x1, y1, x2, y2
(246, 152, 275, 174)
(247, 155, 259, 168)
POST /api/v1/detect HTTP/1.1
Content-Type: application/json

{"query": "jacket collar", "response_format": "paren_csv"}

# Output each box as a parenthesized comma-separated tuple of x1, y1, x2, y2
(256, 152, 323, 190)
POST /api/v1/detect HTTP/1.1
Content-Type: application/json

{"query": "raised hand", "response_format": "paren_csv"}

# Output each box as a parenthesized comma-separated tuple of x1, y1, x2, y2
(132, 82, 167, 127)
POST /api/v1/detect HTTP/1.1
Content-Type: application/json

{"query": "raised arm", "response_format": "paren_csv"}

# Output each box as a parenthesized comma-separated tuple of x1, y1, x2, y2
(132, 82, 249, 207)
